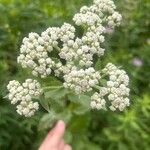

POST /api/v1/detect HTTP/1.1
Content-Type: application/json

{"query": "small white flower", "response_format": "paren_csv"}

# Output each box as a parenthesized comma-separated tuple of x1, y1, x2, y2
(108, 94, 115, 101)
(107, 81, 114, 87)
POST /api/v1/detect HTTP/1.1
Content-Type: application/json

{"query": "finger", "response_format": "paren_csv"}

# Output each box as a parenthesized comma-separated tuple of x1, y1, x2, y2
(63, 144, 72, 150)
(50, 120, 66, 145)
(58, 139, 65, 150)
(39, 128, 54, 149)
(50, 120, 65, 136)
(39, 120, 65, 149)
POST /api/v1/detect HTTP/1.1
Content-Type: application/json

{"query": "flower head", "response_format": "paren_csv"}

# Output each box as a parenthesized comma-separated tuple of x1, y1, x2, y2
(7, 79, 42, 117)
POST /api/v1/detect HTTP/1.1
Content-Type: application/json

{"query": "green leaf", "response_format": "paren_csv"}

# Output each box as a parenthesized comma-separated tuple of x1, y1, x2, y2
(68, 93, 91, 115)
(118, 143, 128, 150)
(38, 111, 57, 131)
(45, 87, 69, 100)
(74, 105, 90, 115)
(85, 142, 102, 150)
(68, 93, 90, 105)
(64, 131, 73, 144)
(67, 93, 79, 103)
(39, 95, 51, 112)
(69, 114, 90, 133)
(42, 76, 62, 87)
(78, 94, 91, 106)
(57, 110, 72, 123)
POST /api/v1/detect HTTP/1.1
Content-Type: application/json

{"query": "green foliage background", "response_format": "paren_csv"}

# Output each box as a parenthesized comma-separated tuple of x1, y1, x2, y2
(0, 0, 149, 150)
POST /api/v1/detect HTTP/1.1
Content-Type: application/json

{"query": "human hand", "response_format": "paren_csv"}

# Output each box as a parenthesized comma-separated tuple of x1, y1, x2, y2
(39, 120, 72, 150)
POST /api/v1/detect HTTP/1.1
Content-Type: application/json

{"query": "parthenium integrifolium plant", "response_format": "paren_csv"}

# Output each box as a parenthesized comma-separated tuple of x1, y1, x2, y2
(6, 0, 130, 117)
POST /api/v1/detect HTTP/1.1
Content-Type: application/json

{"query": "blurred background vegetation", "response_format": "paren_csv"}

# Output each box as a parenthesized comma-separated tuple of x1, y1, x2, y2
(0, 0, 149, 150)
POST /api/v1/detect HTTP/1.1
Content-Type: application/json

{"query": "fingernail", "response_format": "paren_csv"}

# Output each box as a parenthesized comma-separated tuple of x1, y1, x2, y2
(56, 120, 65, 128)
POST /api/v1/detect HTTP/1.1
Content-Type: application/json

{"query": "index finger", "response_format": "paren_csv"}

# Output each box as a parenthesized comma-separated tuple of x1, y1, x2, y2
(50, 120, 66, 145)
(39, 120, 65, 150)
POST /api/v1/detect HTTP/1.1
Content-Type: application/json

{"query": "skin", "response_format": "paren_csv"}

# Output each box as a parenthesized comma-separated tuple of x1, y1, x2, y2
(39, 120, 72, 150)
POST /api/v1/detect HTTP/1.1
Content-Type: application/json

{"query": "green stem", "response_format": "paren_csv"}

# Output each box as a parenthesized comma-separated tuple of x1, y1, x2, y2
(54, 45, 61, 51)
(101, 73, 107, 78)
(94, 85, 101, 90)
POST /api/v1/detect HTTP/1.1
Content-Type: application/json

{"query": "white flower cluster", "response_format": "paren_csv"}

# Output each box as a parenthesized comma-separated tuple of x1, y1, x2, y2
(67, 0, 122, 67)
(73, 0, 122, 28)
(73, 11, 101, 26)
(63, 67, 101, 94)
(91, 92, 106, 110)
(17, 32, 55, 78)
(7, 0, 129, 117)
(54, 62, 75, 77)
(107, 12, 122, 27)
(17, 23, 76, 78)
(93, 0, 116, 13)
(17, 0, 122, 75)
(60, 21, 123, 93)
(59, 23, 75, 43)
(7, 79, 42, 117)
(91, 63, 130, 111)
